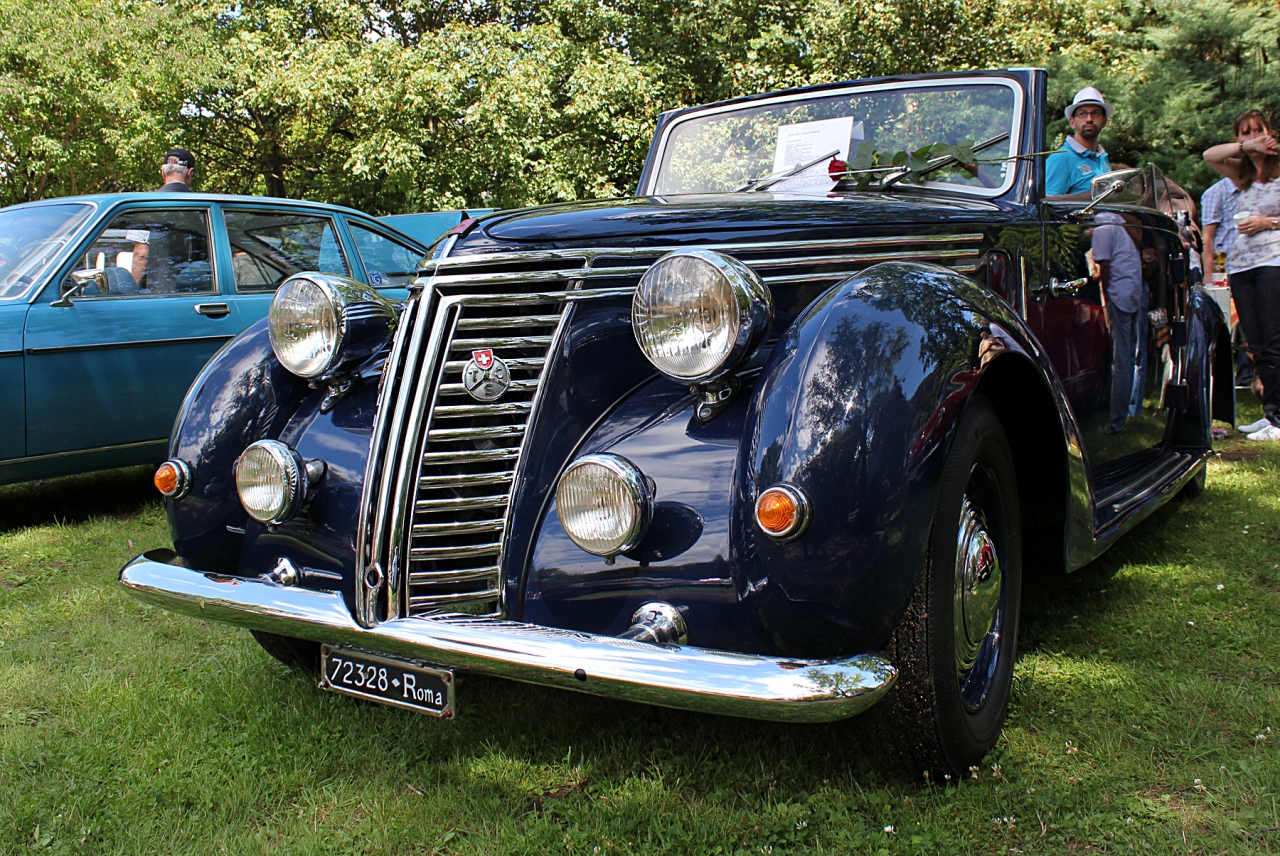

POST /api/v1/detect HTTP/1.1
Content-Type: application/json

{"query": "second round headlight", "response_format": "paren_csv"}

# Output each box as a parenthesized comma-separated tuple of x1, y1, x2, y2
(632, 249, 772, 383)
(556, 454, 653, 557)
(235, 440, 307, 524)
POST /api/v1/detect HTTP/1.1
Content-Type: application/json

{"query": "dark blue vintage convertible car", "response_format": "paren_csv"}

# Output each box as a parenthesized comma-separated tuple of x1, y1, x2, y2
(121, 69, 1231, 777)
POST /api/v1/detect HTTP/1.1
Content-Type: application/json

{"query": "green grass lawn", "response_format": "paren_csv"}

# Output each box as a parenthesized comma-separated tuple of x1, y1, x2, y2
(2, 413, 1278, 855)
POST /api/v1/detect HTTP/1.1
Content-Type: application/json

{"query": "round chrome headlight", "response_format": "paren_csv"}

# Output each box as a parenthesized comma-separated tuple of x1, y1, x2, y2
(556, 454, 653, 557)
(268, 274, 398, 379)
(235, 440, 306, 524)
(269, 277, 341, 378)
(632, 249, 773, 383)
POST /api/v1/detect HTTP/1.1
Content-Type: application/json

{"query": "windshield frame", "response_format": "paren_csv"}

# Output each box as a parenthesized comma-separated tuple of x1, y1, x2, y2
(0, 201, 99, 303)
(642, 75, 1026, 199)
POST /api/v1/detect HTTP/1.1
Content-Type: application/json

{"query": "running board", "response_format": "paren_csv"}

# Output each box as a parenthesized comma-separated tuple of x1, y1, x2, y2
(1096, 452, 1193, 517)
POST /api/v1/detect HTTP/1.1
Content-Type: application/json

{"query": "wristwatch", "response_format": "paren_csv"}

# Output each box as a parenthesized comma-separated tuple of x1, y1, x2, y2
(1272, 218, 1278, 230)
(1240, 141, 1248, 154)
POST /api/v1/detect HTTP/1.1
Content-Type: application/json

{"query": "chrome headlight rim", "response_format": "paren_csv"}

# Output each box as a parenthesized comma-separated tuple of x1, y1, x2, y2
(268, 275, 345, 379)
(632, 248, 773, 385)
(268, 273, 398, 380)
(555, 453, 654, 557)
(235, 439, 307, 525)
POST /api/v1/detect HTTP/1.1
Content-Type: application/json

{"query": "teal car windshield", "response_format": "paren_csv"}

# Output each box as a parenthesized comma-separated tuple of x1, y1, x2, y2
(0, 203, 95, 300)
(649, 80, 1021, 197)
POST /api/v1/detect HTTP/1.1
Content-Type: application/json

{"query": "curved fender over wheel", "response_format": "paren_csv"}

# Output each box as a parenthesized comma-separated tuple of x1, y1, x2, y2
(737, 261, 1069, 657)
(164, 319, 312, 572)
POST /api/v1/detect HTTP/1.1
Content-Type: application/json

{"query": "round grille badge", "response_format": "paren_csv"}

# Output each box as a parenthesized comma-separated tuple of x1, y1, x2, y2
(462, 349, 510, 402)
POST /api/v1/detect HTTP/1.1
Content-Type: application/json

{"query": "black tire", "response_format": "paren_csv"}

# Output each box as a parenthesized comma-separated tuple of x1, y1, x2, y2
(868, 395, 1022, 780)
(250, 630, 321, 673)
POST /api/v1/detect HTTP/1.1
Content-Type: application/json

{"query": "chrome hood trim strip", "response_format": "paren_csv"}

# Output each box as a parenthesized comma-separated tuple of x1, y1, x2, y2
(120, 551, 898, 724)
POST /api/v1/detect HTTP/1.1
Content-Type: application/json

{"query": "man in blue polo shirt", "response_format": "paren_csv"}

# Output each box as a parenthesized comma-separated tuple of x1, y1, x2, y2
(1045, 87, 1113, 197)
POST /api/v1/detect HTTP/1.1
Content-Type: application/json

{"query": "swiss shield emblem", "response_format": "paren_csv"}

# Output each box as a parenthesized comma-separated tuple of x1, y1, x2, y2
(462, 349, 510, 402)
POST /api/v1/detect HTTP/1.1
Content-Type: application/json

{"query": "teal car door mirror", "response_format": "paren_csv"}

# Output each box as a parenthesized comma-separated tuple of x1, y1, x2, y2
(52, 270, 104, 306)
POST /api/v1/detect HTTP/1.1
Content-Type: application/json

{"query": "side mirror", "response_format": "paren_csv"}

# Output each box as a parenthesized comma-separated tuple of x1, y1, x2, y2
(53, 269, 106, 306)
(1090, 168, 1145, 203)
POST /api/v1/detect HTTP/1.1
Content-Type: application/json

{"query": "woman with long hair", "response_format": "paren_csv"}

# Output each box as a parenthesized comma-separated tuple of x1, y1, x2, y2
(1205, 110, 1280, 440)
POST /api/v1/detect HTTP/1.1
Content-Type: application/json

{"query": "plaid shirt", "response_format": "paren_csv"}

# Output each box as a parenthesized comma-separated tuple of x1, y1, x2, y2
(1200, 177, 1241, 255)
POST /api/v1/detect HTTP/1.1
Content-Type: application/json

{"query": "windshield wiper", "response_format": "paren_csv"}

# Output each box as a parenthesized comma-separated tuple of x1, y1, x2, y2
(737, 149, 841, 192)
(880, 132, 1011, 188)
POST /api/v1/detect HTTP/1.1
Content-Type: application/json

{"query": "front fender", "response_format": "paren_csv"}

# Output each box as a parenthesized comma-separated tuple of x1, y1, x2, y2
(526, 262, 1072, 659)
(165, 319, 311, 571)
(741, 262, 1049, 656)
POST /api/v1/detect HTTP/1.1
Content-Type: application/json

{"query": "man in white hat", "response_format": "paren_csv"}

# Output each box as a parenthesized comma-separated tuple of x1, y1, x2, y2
(1045, 86, 1114, 197)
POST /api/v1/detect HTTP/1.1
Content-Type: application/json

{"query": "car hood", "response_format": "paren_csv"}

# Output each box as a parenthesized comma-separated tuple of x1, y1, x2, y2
(474, 192, 1013, 247)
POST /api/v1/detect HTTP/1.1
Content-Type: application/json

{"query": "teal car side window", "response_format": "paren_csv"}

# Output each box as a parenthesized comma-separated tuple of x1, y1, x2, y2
(348, 221, 424, 288)
(223, 210, 350, 293)
(71, 209, 215, 297)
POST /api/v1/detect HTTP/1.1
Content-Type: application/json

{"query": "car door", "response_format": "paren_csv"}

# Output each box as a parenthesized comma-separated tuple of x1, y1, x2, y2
(0, 302, 26, 462)
(221, 207, 354, 326)
(23, 203, 238, 456)
(1031, 199, 1167, 471)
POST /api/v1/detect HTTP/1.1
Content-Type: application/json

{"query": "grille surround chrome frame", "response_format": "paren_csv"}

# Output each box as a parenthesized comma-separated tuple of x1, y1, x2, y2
(355, 233, 986, 627)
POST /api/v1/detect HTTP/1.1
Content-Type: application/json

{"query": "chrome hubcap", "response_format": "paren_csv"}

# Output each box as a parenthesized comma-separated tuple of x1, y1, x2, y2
(953, 493, 1003, 707)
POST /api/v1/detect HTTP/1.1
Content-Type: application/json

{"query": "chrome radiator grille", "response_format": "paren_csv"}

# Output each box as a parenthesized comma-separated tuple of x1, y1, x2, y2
(405, 299, 565, 615)
(354, 232, 985, 627)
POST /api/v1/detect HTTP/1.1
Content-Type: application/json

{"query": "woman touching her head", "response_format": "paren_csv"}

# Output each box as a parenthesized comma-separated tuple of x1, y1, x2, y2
(1205, 110, 1280, 440)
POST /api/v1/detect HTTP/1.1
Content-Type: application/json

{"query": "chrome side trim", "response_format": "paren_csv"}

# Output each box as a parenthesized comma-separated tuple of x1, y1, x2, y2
(0, 437, 166, 467)
(435, 233, 984, 269)
(26, 333, 234, 355)
(120, 551, 899, 724)
(426, 233, 985, 278)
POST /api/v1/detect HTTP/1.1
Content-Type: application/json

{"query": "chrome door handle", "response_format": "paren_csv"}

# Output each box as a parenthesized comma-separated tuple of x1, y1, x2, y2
(194, 303, 230, 318)
(1033, 277, 1088, 299)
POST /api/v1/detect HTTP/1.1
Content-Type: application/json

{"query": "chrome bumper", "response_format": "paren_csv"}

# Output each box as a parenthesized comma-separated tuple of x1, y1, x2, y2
(119, 550, 898, 723)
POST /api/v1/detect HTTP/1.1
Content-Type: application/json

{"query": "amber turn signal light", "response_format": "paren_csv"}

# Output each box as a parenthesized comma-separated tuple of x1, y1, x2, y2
(754, 484, 810, 542)
(154, 460, 191, 499)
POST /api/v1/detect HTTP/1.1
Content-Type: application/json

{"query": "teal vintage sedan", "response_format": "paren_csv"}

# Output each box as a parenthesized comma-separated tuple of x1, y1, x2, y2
(0, 193, 449, 486)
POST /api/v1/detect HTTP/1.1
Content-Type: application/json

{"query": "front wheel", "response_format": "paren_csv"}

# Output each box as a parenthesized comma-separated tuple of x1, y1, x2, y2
(869, 395, 1022, 779)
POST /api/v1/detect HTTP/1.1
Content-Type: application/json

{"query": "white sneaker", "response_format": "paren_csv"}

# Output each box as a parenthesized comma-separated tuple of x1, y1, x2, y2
(1239, 417, 1271, 433)
(1246, 424, 1280, 441)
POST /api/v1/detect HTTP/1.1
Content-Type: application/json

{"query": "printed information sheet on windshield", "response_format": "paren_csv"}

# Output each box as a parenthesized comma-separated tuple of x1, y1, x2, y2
(772, 117, 863, 187)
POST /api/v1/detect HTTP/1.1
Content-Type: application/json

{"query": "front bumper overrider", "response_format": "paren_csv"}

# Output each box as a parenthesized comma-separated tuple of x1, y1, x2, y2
(119, 550, 898, 723)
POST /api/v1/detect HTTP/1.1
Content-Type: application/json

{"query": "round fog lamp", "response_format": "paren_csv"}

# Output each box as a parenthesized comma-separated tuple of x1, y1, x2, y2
(755, 484, 810, 541)
(235, 440, 307, 524)
(556, 454, 653, 557)
(632, 249, 772, 384)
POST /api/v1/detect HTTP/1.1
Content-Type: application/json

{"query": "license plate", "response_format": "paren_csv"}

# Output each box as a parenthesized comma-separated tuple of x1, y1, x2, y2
(320, 645, 455, 718)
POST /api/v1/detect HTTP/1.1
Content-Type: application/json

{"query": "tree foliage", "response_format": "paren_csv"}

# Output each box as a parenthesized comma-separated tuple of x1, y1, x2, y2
(0, 0, 1275, 212)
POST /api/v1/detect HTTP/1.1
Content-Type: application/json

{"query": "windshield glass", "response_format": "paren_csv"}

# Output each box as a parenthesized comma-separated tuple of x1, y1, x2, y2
(0, 203, 96, 300)
(650, 80, 1020, 197)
